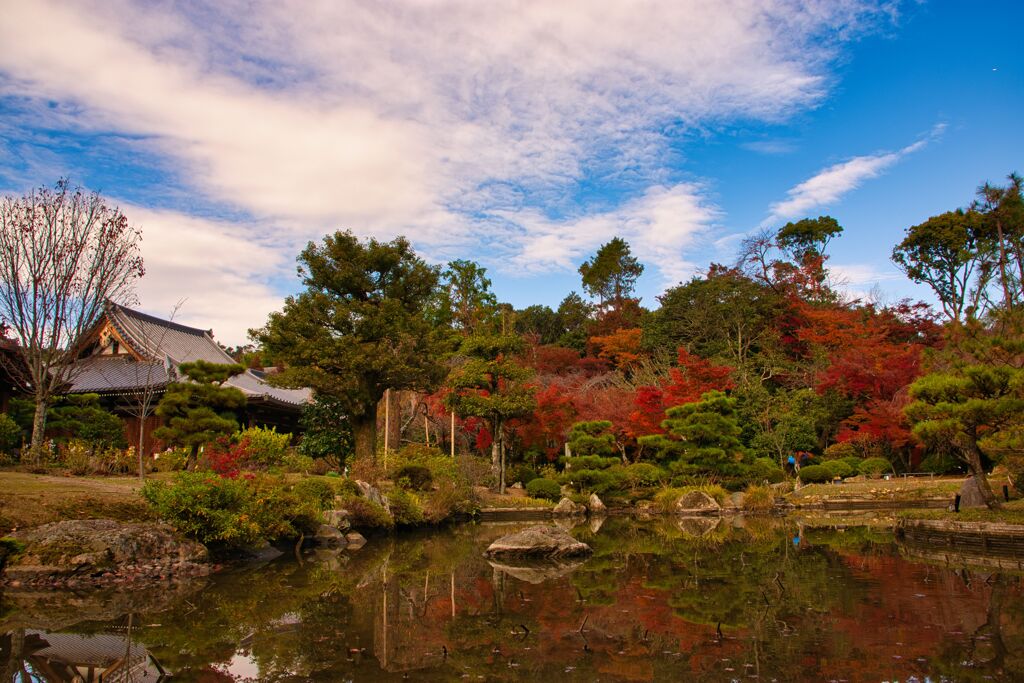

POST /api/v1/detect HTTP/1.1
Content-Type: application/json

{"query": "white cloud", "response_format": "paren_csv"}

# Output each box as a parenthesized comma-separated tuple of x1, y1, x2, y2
(765, 127, 943, 223)
(0, 0, 897, 339)
(501, 183, 720, 286)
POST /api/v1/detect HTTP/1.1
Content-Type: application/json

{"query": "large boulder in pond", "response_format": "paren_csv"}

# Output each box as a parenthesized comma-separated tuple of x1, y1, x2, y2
(958, 476, 990, 509)
(553, 497, 586, 516)
(675, 490, 721, 516)
(484, 525, 592, 560)
(3, 519, 209, 586)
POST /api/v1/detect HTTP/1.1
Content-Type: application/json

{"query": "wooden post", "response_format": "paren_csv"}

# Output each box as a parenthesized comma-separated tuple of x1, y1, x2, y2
(450, 410, 456, 458)
(424, 414, 430, 446)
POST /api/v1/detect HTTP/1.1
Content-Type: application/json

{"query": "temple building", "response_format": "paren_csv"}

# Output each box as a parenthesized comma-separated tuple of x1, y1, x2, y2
(66, 303, 310, 454)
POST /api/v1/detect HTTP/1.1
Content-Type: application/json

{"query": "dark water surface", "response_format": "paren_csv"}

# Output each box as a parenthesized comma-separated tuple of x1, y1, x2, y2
(2, 515, 1022, 682)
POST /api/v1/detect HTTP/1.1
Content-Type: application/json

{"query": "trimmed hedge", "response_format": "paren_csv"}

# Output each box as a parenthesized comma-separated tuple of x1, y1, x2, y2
(859, 457, 892, 477)
(526, 477, 561, 501)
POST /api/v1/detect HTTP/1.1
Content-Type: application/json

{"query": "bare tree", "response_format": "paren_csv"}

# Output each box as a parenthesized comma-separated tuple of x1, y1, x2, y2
(0, 180, 144, 454)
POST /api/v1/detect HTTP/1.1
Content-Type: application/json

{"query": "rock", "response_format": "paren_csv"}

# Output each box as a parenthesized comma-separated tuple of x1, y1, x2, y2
(553, 497, 586, 516)
(588, 493, 607, 514)
(726, 492, 745, 509)
(4, 519, 208, 585)
(958, 476, 989, 509)
(484, 525, 592, 559)
(324, 509, 352, 532)
(510, 482, 523, 489)
(675, 490, 721, 516)
(246, 542, 284, 563)
(355, 480, 390, 512)
(344, 532, 367, 549)
(311, 524, 348, 548)
(676, 517, 722, 537)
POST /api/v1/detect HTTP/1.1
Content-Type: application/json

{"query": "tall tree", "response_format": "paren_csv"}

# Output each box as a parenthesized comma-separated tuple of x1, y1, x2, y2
(446, 334, 535, 493)
(0, 180, 144, 451)
(253, 231, 447, 460)
(891, 209, 993, 323)
(578, 238, 644, 310)
(775, 215, 843, 262)
(440, 259, 498, 335)
(555, 292, 594, 351)
(154, 360, 247, 469)
(974, 173, 1024, 310)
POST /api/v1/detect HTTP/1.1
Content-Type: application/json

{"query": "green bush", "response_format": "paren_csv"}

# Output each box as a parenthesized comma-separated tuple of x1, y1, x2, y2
(742, 484, 776, 511)
(526, 477, 561, 501)
(238, 426, 291, 468)
(509, 465, 538, 485)
(387, 488, 425, 526)
(798, 464, 831, 483)
(152, 448, 189, 472)
(563, 467, 627, 495)
(141, 472, 324, 550)
(823, 460, 853, 479)
(750, 457, 785, 484)
(624, 463, 665, 488)
(0, 413, 22, 454)
(823, 441, 859, 461)
(281, 452, 316, 473)
(395, 464, 433, 491)
(291, 478, 336, 509)
(562, 455, 619, 470)
(858, 457, 892, 477)
(841, 456, 864, 472)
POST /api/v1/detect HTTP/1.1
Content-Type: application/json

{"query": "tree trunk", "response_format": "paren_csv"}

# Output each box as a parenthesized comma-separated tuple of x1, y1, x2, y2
(490, 418, 501, 489)
(965, 439, 1002, 509)
(498, 432, 507, 495)
(138, 416, 146, 481)
(30, 397, 47, 451)
(353, 413, 377, 462)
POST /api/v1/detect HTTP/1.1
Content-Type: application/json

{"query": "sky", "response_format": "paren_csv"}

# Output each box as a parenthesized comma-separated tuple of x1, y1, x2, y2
(0, 0, 1021, 345)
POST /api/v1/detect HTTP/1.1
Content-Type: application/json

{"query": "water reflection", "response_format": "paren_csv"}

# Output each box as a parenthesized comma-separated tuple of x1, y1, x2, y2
(2, 516, 1022, 681)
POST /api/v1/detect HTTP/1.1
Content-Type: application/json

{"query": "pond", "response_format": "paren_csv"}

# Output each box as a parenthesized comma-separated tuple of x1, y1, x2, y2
(2, 515, 1022, 682)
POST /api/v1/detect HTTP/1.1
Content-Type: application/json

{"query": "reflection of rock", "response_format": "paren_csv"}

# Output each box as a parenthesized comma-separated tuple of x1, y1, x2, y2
(958, 476, 989, 509)
(487, 558, 586, 584)
(589, 493, 607, 514)
(5, 519, 209, 586)
(675, 491, 721, 516)
(725, 492, 745, 510)
(552, 516, 577, 532)
(484, 525, 593, 559)
(324, 509, 352, 531)
(553, 497, 586, 516)
(0, 579, 207, 632)
(676, 516, 722, 537)
(589, 514, 607, 534)
(633, 500, 658, 520)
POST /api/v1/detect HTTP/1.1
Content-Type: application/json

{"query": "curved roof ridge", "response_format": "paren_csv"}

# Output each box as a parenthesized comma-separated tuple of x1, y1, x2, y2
(108, 302, 212, 337)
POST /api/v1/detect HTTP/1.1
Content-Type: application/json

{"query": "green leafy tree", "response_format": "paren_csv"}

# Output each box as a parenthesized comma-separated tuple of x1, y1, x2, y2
(439, 259, 499, 335)
(891, 209, 993, 322)
(640, 390, 749, 483)
(298, 395, 354, 468)
(446, 334, 535, 493)
(776, 215, 843, 261)
(578, 237, 644, 310)
(252, 231, 447, 461)
(555, 292, 594, 351)
(515, 304, 562, 345)
(154, 360, 247, 469)
(974, 172, 1024, 310)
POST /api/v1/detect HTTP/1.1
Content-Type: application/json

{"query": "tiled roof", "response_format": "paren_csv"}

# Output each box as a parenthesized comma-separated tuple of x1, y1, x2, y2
(67, 304, 310, 407)
(67, 355, 170, 394)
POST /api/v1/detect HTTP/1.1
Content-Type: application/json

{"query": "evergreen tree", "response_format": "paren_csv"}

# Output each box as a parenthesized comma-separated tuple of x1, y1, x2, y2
(253, 231, 447, 461)
(578, 238, 644, 310)
(154, 360, 247, 469)
(446, 334, 535, 493)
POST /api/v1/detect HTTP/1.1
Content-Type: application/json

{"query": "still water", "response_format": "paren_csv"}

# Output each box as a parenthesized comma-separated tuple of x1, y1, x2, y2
(2, 515, 1022, 682)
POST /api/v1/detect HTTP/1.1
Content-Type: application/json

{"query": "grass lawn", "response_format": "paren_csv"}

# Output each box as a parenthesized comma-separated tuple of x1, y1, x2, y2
(788, 476, 965, 502)
(897, 499, 1024, 525)
(0, 471, 169, 531)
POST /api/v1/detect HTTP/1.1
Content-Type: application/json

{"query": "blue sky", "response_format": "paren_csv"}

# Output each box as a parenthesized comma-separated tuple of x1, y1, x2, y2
(0, 1, 1021, 344)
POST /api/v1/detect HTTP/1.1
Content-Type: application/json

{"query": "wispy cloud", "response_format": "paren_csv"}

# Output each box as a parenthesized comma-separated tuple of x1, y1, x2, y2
(0, 0, 897, 339)
(765, 125, 944, 224)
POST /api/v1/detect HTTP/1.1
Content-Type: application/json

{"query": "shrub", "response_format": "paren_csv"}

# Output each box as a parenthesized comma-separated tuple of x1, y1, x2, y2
(424, 479, 478, 523)
(508, 465, 538, 485)
(526, 477, 561, 501)
(823, 460, 853, 479)
(387, 488, 425, 526)
(238, 426, 291, 468)
(203, 437, 246, 478)
(142, 472, 262, 549)
(841, 456, 864, 472)
(823, 441, 859, 461)
(750, 457, 785, 484)
(61, 440, 92, 475)
(562, 455, 619, 470)
(245, 477, 322, 542)
(624, 463, 665, 488)
(798, 464, 831, 483)
(93, 445, 136, 475)
(152, 448, 189, 473)
(742, 484, 776, 511)
(335, 494, 393, 530)
(395, 464, 433, 491)
(0, 413, 22, 454)
(858, 457, 892, 478)
(563, 467, 627, 495)
(282, 453, 316, 473)
(291, 478, 336, 509)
